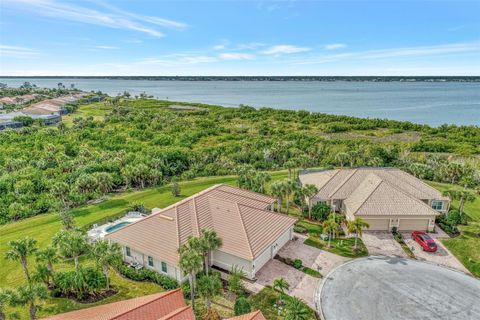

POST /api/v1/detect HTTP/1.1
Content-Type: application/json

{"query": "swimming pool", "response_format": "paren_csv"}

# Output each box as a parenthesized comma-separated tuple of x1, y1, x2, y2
(105, 221, 131, 233)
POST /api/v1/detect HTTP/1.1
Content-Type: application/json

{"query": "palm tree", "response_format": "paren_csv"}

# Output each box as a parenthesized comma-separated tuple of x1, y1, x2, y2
(0, 289, 11, 320)
(335, 152, 349, 168)
(197, 273, 222, 309)
(10, 284, 48, 320)
(89, 240, 122, 290)
(270, 181, 283, 212)
(32, 264, 52, 287)
(303, 184, 318, 220)
(35, 246, 58, 274)
(178, 242, 203, 311)
(283, 180, 298, 214)
(200, 229, 222, 275)
(283, 297, 310, 320)
(273, 277, 289, 295)
(285, 160, 297, 179)
(228, 265, 247, 296)
(347, 218, 370, 250)
(52, 230, 88, 271)
(322, 218, 339, 248)
(443, 189, 475, 217)
(5, 237, 38, 282)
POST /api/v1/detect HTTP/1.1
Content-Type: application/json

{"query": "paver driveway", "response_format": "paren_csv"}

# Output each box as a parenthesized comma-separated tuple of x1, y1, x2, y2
(361, 231, 407, 257)
(401, 232, 469, 273)
(255, 237, 349, 308)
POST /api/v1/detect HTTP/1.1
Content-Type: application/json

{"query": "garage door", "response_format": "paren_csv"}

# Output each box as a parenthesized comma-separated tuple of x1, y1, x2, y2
(364, 219, 390, 231)
(399, 219, 429, 231)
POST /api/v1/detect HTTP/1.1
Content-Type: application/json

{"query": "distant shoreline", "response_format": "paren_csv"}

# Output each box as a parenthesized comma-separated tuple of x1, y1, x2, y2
(1, 76, 480, 82)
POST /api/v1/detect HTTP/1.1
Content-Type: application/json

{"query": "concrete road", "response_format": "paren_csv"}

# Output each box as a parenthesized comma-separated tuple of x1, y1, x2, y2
(317, 256, 480, 320)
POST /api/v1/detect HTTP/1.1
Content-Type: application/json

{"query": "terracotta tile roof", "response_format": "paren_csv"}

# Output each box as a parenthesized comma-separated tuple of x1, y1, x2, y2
(157, 306, 195, 320)
(107, 184, 294, 264)
(344, 174, 440, 216)
(43, 289, 193, 320)
(227, 310, 266, 320)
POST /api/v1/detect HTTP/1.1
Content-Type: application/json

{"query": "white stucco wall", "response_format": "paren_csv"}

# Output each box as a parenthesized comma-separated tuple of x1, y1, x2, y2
(122, 246, 184, 282)
(212, 250, 253, 278)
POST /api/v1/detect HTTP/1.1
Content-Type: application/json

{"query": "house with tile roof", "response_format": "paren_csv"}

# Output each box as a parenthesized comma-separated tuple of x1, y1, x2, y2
(299, 168, 450, 232)
(43, 288, 267, 320)
(43, 289, 195, 320)
(106, 184, 297, 281)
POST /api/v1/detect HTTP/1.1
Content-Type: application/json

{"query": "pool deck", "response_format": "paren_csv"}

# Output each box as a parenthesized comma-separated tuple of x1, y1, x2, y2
(88, 214, 144, 240)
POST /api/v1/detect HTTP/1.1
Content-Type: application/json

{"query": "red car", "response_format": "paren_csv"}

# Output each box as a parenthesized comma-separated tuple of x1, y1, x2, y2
(412, 231, 437, 252)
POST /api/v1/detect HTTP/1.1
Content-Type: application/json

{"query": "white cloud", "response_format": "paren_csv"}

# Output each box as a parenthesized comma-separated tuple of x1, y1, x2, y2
(3, 0, 187, 37)
(219, 53, 255, 60)
(325, 43, 346, 50)
(294, 41, 480, 65)
(262, 45, 310, 55)
(0, 45, 39, 57)
(95, 45, 119, 49)
(236, 42, 266, 50)
(138, 54, 218, 66)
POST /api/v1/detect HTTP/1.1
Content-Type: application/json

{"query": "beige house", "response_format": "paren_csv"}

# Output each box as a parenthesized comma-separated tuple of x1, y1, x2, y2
(106, 184, 296, 281)
(299, 168, 450, 232)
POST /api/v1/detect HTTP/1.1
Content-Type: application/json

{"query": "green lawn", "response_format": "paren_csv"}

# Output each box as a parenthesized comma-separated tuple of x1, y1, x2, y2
(295, 219, 323, 236)
(0, 172, 290, 318)
(304, 236, 368, 258)
(426, 181, 480, 277)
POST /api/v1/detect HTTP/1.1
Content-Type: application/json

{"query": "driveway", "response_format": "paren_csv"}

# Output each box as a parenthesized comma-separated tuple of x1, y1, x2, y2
(255, 238, 349, 308)
(317, 256, 480, 320)
(401, 232, 470, 274)
(361, 231, 407, 257)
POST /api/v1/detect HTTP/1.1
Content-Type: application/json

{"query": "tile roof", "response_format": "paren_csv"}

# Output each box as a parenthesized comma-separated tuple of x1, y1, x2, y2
(106, 184, 295, 264)
(344, 174, 440, 216)
(43, 289, 194, 320)
(301, 168, 444, 201)
(227, 311, 267, 320)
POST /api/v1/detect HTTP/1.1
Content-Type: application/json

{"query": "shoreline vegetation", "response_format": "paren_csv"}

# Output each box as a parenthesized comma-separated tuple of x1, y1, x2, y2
(0, 88, 478, 318)
(1, 76, 480, 82)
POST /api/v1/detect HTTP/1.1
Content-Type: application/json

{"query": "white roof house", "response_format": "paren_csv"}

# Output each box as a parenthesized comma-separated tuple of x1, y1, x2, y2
(299, 168, 450, 232)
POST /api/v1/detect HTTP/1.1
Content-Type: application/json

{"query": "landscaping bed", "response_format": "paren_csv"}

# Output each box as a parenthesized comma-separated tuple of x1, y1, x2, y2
(304, 236, 368, 258)
(275, 255, 322, 278)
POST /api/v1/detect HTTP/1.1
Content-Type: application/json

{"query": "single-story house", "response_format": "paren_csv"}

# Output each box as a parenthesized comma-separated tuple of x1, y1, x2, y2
(299, 168, 450, 232)
(43, 288, 266, 320)
(106, 184, 297, 281)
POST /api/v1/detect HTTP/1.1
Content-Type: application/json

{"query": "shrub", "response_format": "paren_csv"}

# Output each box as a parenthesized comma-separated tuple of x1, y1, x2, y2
(201, 308, 221, 320)
(115, 263, 178, 289)
(171, 181, 181, 197)
(234, 296, 252, 315)
(293, 225, 307, 234)
(292, 259, 303, 269)
(311, 203, 331, 221)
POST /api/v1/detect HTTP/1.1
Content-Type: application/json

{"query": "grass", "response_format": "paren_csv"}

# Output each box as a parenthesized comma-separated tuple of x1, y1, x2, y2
(304, 236, 368, 258)
(301, 266, 322, 278)
(0, 172, 290, 318)
(425, 181, 480, 278)
(250, 286, 318, 320)
(295, 219, 323, 236)
(392, 232, 416, 259)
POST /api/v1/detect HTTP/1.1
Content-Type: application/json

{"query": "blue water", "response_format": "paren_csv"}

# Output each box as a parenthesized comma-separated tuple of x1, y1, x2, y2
(105, 221, 131, 233)
(1, 78, 479, 126)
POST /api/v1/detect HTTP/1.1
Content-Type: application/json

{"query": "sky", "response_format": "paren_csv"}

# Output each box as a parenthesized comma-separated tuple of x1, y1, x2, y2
(0, 0, 479, 76)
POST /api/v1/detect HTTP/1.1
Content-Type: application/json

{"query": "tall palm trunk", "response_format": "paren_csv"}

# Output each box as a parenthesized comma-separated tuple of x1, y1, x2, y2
(354, 234, 358, 250)
(103, 265, 110, 290)
(204, 254, 209, 275)
(29, 302, 36, 320)
(189, 273, 195, 311)
(74, 256, 79, 271)
(22, 259, 30, 282)
(277, 197, 282, 212)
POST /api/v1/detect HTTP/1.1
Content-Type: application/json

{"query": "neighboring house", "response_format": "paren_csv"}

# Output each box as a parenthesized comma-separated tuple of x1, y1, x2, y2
(43, 288, 267, 320)
(299, 168, 450, 232)
(43, 289, 195, 320)
(106, 184, 297, 281)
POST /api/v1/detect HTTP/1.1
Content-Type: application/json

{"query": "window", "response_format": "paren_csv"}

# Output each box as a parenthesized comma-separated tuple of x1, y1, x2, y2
(126, 247, 131, 257)
(161, 261, 168, 273)
(431, 201, 443, 211)
(148, 256, 154, 267)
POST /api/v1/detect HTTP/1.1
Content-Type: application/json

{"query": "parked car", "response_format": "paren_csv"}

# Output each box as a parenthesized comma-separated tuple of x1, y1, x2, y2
(411, 231, 438, 252)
